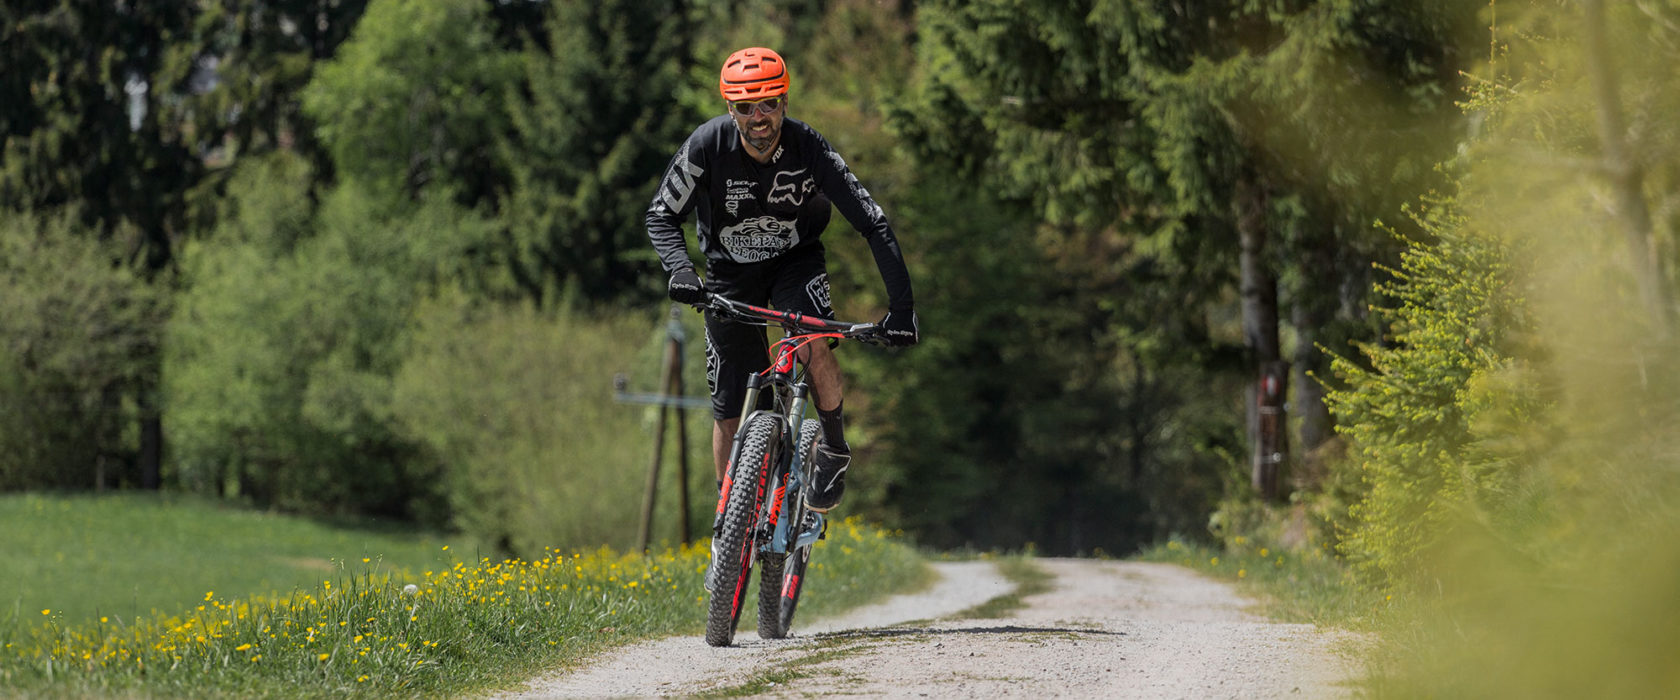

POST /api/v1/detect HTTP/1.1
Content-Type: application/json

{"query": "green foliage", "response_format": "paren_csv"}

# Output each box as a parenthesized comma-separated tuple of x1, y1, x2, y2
(0, 213, 164, 490)
(390, 300, 714, 555)
(180, 0, 369, 166)
(0, 2, 201, 269)
(301, 0, 519, 204)
(498, 0, 696, 304)
(165, 154, 492, 520)
(1325, 196, 1544, 584)
(1347, 5, 1680, 695)
(847, 179, 1233, 553)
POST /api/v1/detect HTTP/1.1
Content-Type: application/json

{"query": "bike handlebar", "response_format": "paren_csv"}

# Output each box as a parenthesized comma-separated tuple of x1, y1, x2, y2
(694, 292, 883, 342)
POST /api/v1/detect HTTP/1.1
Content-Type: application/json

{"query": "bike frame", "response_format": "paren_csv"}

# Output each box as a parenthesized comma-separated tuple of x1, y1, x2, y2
(705, 294, 879, 558)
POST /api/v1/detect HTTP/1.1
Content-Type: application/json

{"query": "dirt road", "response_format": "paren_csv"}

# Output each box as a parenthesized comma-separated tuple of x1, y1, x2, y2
(502, 558, 1362, 698)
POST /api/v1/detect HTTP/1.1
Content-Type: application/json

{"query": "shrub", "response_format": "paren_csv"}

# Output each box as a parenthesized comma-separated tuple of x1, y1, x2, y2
(1324, 196, 1547, 585)
(165, 158, 489, 521)
(391, 298, 714, 556)
(0, 213, 164, 490)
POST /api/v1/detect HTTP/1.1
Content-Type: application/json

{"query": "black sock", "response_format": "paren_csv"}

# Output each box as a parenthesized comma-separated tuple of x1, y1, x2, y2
(816, 401, 846, 450)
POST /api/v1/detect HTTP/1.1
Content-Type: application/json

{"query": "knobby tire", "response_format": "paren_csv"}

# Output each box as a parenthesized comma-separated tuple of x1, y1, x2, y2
(705, 414, 781, 647)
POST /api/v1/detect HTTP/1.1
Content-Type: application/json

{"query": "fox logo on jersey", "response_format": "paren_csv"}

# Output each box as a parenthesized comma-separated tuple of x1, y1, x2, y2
(768, 168, 815, 207)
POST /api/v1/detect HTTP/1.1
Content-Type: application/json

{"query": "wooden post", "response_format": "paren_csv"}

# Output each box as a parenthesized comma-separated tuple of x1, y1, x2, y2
(637, 306, 692, 552)
(673, 323, 691, 545)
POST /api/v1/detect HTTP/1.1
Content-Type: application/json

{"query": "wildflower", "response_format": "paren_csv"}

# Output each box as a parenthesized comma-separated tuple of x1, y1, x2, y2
(318, 653, 330, 661)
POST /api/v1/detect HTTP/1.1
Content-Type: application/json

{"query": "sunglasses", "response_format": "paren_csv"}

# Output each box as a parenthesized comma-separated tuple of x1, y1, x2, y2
(728, 96, 786, 117)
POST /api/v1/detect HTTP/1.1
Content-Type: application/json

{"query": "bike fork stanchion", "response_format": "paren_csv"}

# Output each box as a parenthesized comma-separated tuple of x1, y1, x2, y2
(770, 384, 811, 554)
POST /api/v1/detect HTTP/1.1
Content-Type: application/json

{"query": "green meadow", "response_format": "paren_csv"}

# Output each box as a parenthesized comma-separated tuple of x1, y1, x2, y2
(0, 493, 476, 627)
(0, 494, 927, 698)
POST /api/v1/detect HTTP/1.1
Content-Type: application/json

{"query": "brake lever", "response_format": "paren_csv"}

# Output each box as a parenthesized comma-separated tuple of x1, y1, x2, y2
(851, 324, 887, 346)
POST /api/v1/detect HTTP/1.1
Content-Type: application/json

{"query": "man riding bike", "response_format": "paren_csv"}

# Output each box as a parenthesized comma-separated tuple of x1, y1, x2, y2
(645, 46, 918, 515)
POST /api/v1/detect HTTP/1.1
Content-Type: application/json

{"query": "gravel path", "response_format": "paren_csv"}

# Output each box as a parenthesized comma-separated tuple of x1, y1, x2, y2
(498, 558, 1362, 698)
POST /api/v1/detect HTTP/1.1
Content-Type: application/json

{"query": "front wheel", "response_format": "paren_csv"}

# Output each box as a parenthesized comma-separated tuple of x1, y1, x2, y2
(705, 414, 781, 647)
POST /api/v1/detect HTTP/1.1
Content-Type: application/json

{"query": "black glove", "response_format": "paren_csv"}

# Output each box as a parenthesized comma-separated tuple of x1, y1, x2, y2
(879, 310, 919, 347)
(667, 267, 706, 304)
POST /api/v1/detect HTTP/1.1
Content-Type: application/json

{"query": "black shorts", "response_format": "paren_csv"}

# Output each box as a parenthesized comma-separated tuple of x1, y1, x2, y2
(704, 244, 834, 420)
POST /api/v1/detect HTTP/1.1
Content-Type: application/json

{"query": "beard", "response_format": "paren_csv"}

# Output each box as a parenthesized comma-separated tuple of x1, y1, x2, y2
(743, 118, 780, 153)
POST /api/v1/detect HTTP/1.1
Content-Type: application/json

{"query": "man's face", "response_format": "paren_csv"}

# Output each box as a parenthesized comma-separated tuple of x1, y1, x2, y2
(729, 95, 786, 154)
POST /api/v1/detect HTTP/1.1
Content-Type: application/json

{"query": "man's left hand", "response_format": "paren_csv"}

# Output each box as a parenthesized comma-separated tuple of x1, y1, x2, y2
(879, 310, 919, 347)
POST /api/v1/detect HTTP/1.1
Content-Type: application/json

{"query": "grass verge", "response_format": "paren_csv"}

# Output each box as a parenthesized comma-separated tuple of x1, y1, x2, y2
(1137, 538, 1383, 628)
(0, 498, 927, 698)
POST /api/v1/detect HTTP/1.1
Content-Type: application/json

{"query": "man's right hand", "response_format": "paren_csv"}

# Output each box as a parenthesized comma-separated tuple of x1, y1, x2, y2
(668, 267, 706, 304)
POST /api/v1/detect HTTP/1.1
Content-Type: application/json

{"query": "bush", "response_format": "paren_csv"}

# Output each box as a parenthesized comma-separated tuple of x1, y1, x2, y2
(0, 213, 164, 490)
(165, 157, 489, 521)
(391, 298, 715, 556)
(1324, 196, 1547, 584)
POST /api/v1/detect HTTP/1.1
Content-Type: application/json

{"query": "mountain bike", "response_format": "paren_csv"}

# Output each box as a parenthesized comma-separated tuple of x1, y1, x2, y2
(695, 292, 882, 647)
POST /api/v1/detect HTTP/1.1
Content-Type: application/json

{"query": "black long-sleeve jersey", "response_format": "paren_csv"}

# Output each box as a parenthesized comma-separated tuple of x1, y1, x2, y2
(646, 115, 914, 312)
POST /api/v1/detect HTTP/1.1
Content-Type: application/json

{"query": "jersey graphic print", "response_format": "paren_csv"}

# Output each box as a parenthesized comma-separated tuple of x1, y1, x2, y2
(724, 178, 752, 216)
(827, 151, 883, 222)
(704, 332, 720, 396)
(768, 168, 815, 207)
(718, 216, 800, 262)
(805, 273, 832, 314)
(660, 141, 704, 212)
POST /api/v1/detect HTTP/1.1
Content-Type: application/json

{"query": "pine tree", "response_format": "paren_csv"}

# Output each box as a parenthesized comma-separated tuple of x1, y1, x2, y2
(896, 0, 1474, 500)
(498, 0, 697, 304)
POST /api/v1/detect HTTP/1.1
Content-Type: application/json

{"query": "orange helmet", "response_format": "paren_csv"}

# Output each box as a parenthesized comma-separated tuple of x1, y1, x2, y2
(719, 47, 790, 100)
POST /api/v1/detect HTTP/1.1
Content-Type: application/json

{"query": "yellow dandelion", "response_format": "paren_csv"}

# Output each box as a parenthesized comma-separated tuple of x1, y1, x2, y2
(318, 653, 330, 661)
(41, 609, 50, 616)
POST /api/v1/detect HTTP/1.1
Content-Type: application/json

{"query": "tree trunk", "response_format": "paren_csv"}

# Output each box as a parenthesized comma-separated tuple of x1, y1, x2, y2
(1236, 173, 1286, 500)
(1582, 0, 1670, 336)
(1291, 298, 1332, 487)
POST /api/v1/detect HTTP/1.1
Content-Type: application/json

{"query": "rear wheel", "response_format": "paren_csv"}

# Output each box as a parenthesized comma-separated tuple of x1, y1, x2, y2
(759, 421, 820, 639)
(705, 414, 781, 647)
